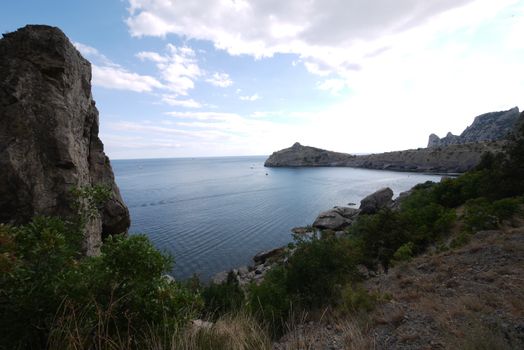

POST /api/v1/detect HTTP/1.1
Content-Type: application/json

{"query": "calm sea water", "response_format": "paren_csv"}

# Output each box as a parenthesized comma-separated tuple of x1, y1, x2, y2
(112, 156, 442, 281)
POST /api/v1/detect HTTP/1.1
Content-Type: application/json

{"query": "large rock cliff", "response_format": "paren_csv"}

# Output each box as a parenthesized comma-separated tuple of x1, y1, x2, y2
(0, 25, 130, 254)
(427, 107, 520, 148)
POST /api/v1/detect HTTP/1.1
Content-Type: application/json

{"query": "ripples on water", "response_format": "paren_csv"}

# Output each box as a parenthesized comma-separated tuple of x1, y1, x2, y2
(112, 156, 442, 281)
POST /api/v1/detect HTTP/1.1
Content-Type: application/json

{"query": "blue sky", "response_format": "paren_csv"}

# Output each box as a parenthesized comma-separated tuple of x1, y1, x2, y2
(2, 0, 524, 159)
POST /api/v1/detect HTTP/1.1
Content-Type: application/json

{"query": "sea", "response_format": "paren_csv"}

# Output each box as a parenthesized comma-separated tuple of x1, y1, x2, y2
(112, 156, 442, 281)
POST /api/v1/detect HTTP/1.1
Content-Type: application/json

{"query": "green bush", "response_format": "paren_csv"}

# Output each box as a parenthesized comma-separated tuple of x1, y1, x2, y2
(0, 217, 201, 350)
(249, 236, 362, 335)
(450, 231, 472, 249)
(463, 197, 521, 233)
(348, 187, 455, 272)
(339, 283, 386, 313)
(392, 242, 414, 263)
(202, 271, 244, 318)
(248, 266, 292, 335)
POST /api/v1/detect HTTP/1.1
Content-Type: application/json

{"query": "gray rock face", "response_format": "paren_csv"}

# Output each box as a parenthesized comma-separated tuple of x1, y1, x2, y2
(264, 142, 355, 167)
(253, 247, 286, 264)
(264, 141, 506, 173)
(0, 25, 130, 254)
(428, 107, 520, 148)
(312, 206, 360, 230)
(359, 187, 394, 214)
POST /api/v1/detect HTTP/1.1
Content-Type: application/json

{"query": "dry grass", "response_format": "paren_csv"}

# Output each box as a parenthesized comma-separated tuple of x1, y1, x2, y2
(48, 301, 271, 350)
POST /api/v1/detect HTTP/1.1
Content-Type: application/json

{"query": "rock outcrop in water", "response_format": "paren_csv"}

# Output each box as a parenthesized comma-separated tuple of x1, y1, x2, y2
(0, 25, 130, 255)
(427, 107, 520, 148)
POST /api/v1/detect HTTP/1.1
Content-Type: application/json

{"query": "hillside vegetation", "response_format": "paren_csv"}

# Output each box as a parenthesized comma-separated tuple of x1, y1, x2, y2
(1, 125, 523, 349)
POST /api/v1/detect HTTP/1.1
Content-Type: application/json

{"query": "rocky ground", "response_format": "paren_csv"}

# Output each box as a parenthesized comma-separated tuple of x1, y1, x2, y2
(273, 218, 524, 349)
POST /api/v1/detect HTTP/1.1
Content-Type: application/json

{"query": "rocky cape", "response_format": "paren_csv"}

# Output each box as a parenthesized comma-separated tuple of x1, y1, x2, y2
(264, 141, 505, 173)
(0, 25, 130, 255)
(265, 108, 523, 172)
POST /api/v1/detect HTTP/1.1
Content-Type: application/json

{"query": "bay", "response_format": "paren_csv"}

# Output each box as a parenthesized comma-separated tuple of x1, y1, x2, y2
(112, 156, 442, 281)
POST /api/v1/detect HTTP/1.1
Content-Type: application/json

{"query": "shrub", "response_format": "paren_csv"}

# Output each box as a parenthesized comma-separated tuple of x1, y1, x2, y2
(248, 266, 293, 335)
(202, 271, 244, 318)
(392, 242, 414, 263)
(0, 217, 202, 349)
(450, 231, 472, 249)
(285, 236, 361, 307)
(339, 284, 385, 313)
(348, 186, 455, 272)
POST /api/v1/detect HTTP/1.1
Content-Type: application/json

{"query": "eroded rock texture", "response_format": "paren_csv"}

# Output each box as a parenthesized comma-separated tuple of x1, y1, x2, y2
(0, 25, 130, 254)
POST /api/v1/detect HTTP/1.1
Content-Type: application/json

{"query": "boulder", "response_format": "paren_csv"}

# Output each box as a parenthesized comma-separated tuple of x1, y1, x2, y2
(0, 25, 130, 255)
(312, 206, 359, 230)
(253, 247, 285, 264)
(291, 226, 313, 234)
(359, 187, 394, 214)
(212, 270, 229, 284)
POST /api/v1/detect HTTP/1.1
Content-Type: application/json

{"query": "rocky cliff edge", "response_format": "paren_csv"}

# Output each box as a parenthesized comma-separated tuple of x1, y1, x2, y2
(0, 25, 130, 254)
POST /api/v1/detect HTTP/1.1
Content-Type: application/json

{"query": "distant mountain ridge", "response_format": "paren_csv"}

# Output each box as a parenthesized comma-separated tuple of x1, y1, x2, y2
(427, 107, 520, 148)
(265, 107, 523, 173)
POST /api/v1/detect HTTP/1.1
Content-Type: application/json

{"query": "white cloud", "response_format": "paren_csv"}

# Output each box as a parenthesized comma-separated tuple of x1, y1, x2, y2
(166, 111, 239, 121)
(317, 79, 347, 95)
(92, 66, 163, 92)
(75, 42, 163, 92)
(125, 0, 514, 75)
(161, 95, 202, 108)
(103, 0, 524, 158)
(137, 44, 201, 95)
(239, 93, 260, 101)
(205, 72, 233, 87)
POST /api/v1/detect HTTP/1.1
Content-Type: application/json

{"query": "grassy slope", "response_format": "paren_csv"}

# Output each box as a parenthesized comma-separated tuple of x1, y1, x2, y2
(273, 216, 524, 350)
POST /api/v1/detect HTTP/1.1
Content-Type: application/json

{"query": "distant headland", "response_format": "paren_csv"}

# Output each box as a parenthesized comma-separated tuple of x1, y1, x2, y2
(265, 106, 522, 173)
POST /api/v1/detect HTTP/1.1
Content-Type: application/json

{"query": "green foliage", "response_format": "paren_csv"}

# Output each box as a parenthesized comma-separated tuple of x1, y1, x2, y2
(0, 217, 85, 348)
(248, 235, 362, 335)
(70, 184, 112, 220)
(450, 231, 472, 249)
(0, 217, 201, 350)
(339, 283, 387, 313)
(285, 236, 361, 307)
(392, 242, 414, 263)
(249, 266, 293, 335)
(431, 172, 486, 208)
(349, 186, 455, 272)
(202, 271, 244, 318)
(463, 197, 522, 233)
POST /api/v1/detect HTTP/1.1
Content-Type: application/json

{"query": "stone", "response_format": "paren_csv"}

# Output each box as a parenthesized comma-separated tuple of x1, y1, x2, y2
(312, 206, 359, 230)
(212, 271, 229, 284)
(163, 274, 176, 283)
(253, 246, 285, 264)
(359, 187, 394, 214)
(0, 25, 130, 255)
(291, 226, 312, 234)
(237, 266, 249, 275)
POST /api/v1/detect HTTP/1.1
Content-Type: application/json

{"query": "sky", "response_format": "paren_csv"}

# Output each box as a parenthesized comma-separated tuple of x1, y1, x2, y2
(2, 0, 524, 159)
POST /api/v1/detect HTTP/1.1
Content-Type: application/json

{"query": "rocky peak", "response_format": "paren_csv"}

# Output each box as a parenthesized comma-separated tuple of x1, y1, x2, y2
(0, 25, 130, 255)
(428, 107, 521, 148)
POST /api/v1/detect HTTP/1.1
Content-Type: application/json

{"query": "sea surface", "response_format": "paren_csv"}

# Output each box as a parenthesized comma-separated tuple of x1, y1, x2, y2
(112, 156, 442, 281)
